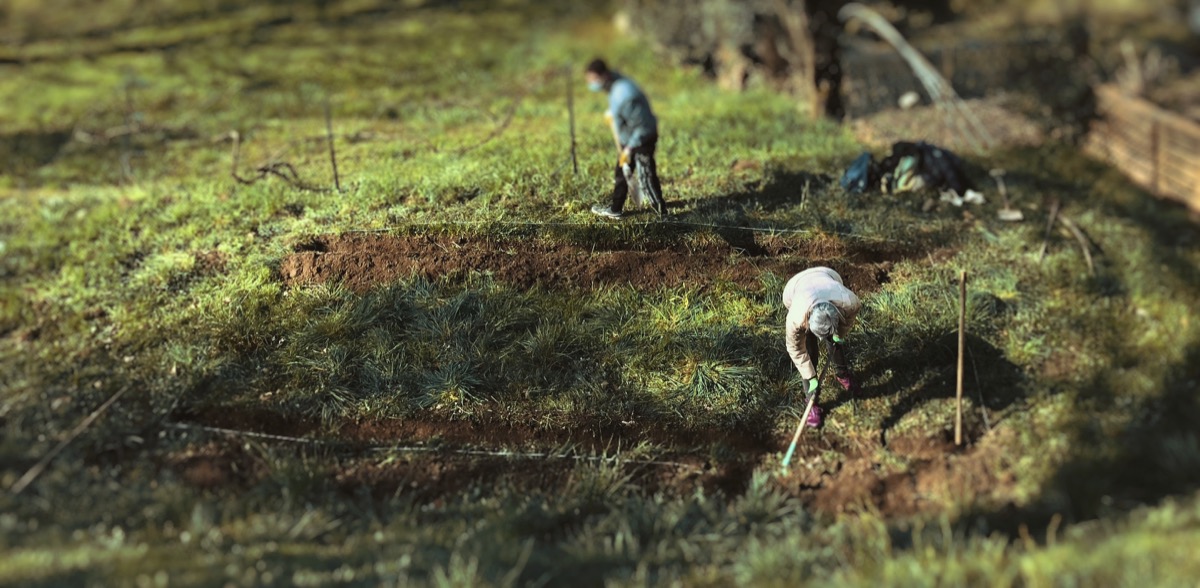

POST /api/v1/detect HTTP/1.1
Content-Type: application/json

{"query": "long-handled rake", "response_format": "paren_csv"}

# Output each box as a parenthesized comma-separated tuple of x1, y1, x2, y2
(780, 393, 818, 471)
(780, 344, 832, 472)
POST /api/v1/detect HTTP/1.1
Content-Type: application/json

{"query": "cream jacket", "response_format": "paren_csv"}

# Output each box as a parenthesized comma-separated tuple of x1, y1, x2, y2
(783, 267, 861, 379)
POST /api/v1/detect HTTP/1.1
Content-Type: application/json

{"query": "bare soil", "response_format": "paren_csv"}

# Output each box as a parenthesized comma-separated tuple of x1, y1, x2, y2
(279, 233, 910, 294)
(777, 425, 1009, 517)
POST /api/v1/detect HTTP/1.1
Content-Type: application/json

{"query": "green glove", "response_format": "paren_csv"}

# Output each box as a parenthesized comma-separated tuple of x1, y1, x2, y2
(803, 378, 819, 396)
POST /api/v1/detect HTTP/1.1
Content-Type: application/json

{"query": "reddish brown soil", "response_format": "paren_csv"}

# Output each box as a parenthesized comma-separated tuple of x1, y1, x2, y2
(194, 250, 228, 275)
(777, 425, 1009, 518)
(279, 233, 910, 294)
(175, 406, 1011, 517)
(167, 441, 269, 490)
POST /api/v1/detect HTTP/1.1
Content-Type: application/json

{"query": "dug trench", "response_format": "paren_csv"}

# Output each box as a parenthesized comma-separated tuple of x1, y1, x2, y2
(277, 231, 911, 294)
(171, 231, 1011, 517)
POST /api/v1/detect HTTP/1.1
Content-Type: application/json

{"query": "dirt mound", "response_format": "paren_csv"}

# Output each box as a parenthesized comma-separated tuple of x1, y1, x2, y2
(777, 424, 1009, 518)
(280, 233, 907, 294)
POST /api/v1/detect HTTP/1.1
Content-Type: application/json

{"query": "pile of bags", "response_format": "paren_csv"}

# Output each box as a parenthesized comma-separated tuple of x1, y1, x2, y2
(840, 141, 983, 204)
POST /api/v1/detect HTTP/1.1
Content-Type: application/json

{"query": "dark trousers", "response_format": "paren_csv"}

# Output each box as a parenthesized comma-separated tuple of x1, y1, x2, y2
(804, 330, 851, 400)
(611, 136, 665, 214)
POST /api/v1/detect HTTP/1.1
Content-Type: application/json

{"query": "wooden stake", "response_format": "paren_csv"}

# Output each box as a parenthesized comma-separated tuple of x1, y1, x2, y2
(566, 66, 578, 175)
(324, 99, 341, 192)
(956, 269, 966, 446)
(229, 130, 242, 182)
(1058, 214, 1095, 276)
(1038, 198, 1060, 261)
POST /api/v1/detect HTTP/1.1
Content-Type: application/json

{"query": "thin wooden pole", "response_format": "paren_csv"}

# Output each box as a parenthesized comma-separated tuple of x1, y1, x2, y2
(956, 270, 966, 446)
(1038, 198, 1060, 261)
(566, 66, 578, 175)
(324, 98, 341, 192)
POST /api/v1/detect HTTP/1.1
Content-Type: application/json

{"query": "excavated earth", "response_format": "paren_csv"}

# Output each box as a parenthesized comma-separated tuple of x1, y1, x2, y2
(278, 232, 909, 294)
(170, 231, 1012, 517)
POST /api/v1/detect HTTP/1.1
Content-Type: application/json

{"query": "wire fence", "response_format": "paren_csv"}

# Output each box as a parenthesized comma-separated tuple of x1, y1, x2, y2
(341, 218, 916, 246)
(165, 422, 703, 471)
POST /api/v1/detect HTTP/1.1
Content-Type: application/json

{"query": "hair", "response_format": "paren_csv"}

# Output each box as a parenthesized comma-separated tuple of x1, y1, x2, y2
(584, 58, 609, 76)
(808, 301, 840, 341)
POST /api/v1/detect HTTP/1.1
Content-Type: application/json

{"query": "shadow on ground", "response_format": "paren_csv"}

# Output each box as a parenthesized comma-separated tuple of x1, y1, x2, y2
(947, 145, 1200, 541)
(829, 332, 1026, 447)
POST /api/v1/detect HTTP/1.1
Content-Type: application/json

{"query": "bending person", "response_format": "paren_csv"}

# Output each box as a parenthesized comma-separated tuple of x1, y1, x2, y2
(783, 266, 862, 428)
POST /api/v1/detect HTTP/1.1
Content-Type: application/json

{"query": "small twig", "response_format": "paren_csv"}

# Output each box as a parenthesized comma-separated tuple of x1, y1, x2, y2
(229, 130, 242, 180)
(990, 168, 1009, 208)
(10, 387, 128, 496)
(1058, 214, 1095, 276)
(966, 346, 992, 432)
(1047, 513, 1063, 545)
(228, 130, 329, 192)
(1038, 198, 1061, 261)
(458, 93, 521, 155)
(324, 98, 342, 192)
(454, 69, 557, 156)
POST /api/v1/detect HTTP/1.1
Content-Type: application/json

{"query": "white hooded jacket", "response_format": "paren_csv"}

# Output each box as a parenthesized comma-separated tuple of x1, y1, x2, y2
(783, 267, 861, 379)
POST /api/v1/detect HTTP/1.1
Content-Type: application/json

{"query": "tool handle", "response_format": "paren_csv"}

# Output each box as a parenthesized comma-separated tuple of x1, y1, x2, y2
(781, 393, 817, 469)
(608, 115, 623, 153)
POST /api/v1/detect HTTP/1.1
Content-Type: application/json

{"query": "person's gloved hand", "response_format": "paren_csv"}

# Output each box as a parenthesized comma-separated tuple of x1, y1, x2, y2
(802, 377, 819, 399)
(604, 111, 614, 123)
(619, 148, 630, 167)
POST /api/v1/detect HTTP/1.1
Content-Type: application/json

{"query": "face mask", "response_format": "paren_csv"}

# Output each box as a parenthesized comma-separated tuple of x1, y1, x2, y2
(587, 80, 603, 93)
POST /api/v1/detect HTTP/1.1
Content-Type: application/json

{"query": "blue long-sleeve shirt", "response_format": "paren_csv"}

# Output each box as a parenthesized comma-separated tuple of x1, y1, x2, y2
(607, 73, 658, 149)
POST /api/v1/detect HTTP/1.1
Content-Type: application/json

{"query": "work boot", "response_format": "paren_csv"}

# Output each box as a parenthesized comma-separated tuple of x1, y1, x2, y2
(806, 403, 823, 429)
(591, 204, 623, 219)
(836, 373, 861, 395)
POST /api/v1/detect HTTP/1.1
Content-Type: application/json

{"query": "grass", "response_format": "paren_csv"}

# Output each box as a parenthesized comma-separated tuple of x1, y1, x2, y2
(2, 0, 1200, 585)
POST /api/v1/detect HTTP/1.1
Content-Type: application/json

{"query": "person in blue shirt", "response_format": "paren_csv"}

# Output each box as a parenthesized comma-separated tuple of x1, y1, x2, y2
(584, 58, 667, 219)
